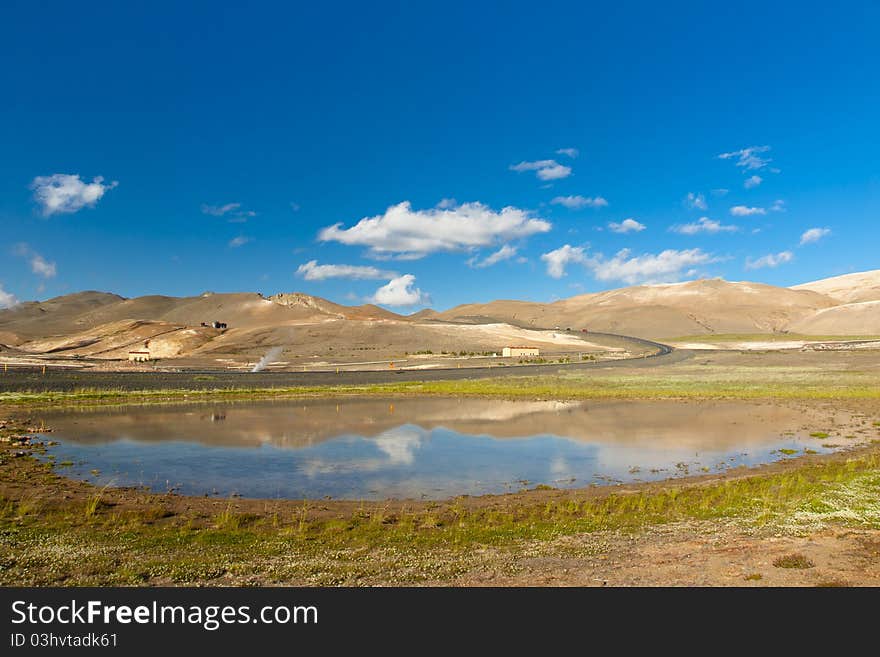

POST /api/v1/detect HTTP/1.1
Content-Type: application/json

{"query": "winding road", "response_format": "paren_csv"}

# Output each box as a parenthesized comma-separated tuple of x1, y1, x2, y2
(0, 332, 693, 392)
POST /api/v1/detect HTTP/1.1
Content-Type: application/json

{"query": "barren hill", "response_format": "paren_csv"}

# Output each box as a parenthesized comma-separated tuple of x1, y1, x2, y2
(791, 270, 880, 304)
(2, 271, 878, 367)
(0, 291, 123, 341)
(788, 300, 880, 335)
(436, 279, 837, 338)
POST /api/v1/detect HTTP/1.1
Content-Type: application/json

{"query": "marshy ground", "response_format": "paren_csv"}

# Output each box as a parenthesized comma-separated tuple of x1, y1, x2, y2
(1, 349, 878, 586)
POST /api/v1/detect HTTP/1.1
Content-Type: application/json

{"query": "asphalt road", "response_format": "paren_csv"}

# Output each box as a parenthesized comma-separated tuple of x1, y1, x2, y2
(0, 333, 693, 393)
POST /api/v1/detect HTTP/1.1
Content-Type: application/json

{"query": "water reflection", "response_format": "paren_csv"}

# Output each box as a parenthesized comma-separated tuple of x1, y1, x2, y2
(36, 398, 847, 500)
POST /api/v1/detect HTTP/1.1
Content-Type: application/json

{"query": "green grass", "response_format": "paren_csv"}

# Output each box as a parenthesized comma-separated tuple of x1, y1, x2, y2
(2, 450, 878, 585)
(2, 372, 880, 409)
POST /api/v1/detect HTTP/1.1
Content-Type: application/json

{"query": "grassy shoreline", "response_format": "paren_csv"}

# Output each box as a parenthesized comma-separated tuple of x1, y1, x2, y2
(3, 374, 880, 408)
(2, 435, 879, 585)
(3, 351, 879, 585)
(1, 390, 879, 584)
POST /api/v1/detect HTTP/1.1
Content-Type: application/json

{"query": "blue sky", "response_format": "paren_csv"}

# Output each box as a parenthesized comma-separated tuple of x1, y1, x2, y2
(1, 1, 878, 311)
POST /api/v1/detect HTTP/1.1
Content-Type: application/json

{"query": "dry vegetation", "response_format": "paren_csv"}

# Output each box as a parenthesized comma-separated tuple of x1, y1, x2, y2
(1, 348, 879, 586)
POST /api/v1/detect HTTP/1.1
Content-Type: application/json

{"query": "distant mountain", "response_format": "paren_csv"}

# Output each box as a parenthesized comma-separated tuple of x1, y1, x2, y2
(1, 271, 878, 358)
(0, 291, 124, 341)
(0, 291, 404, 347)
(434, 278, 838, 338)
(791, 270, 880, 304)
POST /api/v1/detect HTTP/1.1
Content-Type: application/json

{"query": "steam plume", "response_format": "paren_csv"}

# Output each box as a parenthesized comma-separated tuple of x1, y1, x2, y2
(251, 346, 283, 373)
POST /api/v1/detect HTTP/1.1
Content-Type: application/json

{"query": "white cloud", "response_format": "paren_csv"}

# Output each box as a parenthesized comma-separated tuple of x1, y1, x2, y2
(368, 274, 430, 307)
(771, 199, 786, 212)
(730, 205, 766, 216)
(296, 260, 397, 281)
(588, 248, 717, 285)
(744, 175, 762, 189)
(685, 192, 707, 210)
(319, 200, 551, 259)
(469, 244, 519, 268)
(509, 159, 572, 181)
(555, 147, 579, 158)
(30, 174, 117, 216)
(0, 285, 18, 309)
(745, 251, 794, 269)
(436, 198, 457, 209)
(228, 236, 252, 248)
(608, 218, 646, 233)
(202, 202, 256, 222)
(202, 202, 241, 216)
(541, 245, 589, 278)
(799, 227, 831, 246)
(671, 217, 738, 235)
(13, 244, 56, 279)
(711, 188, 729, 197)
(541, 245, 716, 284)
(718, 145, 772, 170)
(551, 195, 608, 209)
(30, 255, 57, 278)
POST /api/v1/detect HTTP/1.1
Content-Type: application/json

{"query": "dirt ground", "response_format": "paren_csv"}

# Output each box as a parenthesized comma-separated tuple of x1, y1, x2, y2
(2, 348, 878, 586)
(2, 410, 879, 586)
(460, 523, 880, 587)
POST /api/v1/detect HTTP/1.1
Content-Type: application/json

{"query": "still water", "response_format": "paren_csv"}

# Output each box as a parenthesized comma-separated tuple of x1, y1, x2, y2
(37, 398, 839, 500)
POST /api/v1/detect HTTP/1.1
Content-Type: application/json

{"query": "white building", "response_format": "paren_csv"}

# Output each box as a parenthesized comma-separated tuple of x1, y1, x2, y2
(502, 346, 540, 357)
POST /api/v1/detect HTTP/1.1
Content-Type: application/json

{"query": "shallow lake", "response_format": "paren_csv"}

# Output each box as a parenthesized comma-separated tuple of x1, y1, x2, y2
(36, 398, 847, 500)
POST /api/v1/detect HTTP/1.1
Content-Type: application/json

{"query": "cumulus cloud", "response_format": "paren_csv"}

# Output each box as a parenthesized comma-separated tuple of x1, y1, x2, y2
(771, 199, 786, 212)
(671, 217, 738, 235)
(13, 244, 57, 278)
(718, 145, 772, 170)
(30, 174, 117, 216)
(744, 175, 763, 189)
(588, 248, 717, 285)
(745, 251, 794, 269)
(685, 192, 707, 210)
(555, 147, 579, 158)
(228, 236, 252, 248)
(0, 285, 18, 309)
(541, 245, 715, 284)
(541, 245, 589, 278)
(730, 205, 766, 216)
(296, 260, 397, 281)
(318, 200, 551, 259)
(551, 195, 608, 209)
(509, 159, 572, 181)
(799, 227, 831, 246)
(368, 274, 430, 307)
(608, 218, 646, 233)
(468, 244, 519, 268)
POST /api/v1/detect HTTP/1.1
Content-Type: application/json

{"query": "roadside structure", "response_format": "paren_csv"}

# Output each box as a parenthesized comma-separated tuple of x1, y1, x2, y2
(502, 346, 540, 357)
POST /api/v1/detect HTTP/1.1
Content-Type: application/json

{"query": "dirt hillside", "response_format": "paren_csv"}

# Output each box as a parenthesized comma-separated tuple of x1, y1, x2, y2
(436, 279, 837, 338)
(788, 300, 880, 335)
(792, 270, 880, 304)
(2, 270, 878, 366)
